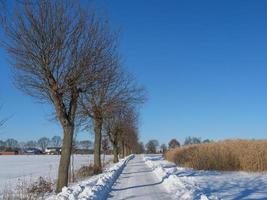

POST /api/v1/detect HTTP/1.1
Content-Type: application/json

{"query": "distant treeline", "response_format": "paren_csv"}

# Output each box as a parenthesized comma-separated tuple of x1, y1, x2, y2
(0, 136, 92, 152)
(145, 137, 214, 154)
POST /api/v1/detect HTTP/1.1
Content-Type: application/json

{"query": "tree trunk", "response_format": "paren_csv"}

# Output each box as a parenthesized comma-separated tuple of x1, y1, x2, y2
(113, 142, 119, 163)
(126, 146, 129, 156)
(126, 145, 129, 156)
(56, 125, 73, 193)
(93, 118, 102, 173)
(121, 141, 125, 158)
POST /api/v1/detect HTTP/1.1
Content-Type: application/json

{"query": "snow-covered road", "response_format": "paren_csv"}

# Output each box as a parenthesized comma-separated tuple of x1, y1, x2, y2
(107, 155, 173, 200)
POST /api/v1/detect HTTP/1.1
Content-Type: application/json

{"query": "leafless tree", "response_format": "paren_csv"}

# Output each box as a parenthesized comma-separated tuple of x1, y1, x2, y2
(37, 137, 50, 151)
(160, 143, 167, 154)
(119, 110, 139, 157)
(135, 142, 145, 154)
(168, 138, 180, 149)
(146, 140, 159, 154)
(104, 105, 140, 163)
(5, 138, 18, 148)
(79, 61, 145, 170)
(102, 135, 110, 165)
(51, 136, 62, 147)
(1, 0, 113, 192)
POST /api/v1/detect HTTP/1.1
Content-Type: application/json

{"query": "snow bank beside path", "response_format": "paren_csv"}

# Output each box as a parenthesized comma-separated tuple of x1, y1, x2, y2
(144, 155, 267, 200)
(144, 155, 210, 200)
(47, 155, 134, 200)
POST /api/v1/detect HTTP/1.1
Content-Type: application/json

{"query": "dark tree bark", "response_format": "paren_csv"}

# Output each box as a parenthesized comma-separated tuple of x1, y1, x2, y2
(112, 141, 119, 163)
(121, 140, 126, 158)
(93, 118, 103, 173)
(57, 124, 73, 191)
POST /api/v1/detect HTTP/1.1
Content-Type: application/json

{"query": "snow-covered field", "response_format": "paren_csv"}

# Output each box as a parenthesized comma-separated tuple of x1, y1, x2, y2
(0, 154, 112, 195)
(144, 155, 267, 200)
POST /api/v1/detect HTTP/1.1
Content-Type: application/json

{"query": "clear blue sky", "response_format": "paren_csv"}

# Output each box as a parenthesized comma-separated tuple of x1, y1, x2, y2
(1, 0, 267, 144)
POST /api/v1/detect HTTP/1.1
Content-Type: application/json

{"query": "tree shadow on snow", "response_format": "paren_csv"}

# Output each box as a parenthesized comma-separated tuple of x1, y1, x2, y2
(195, 175, 267, 200)
(122, 169, 153, 175)
(111, 176, 168, 192)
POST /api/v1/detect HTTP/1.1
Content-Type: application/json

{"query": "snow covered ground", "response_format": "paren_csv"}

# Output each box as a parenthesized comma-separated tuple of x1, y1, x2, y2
(144, 155, 267, 200)
(47, 155, 134, 200)
(0, 154, 112, 196)
(2, 154, 266, 199)
(107, 155, 172, 200)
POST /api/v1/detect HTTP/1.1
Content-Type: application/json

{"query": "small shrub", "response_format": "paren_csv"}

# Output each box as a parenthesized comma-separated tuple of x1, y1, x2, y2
(93, 165, 103, 175)
(165, 139, 267, 171)
(76, 165, 96, 180)
(27, 177, 53, 197)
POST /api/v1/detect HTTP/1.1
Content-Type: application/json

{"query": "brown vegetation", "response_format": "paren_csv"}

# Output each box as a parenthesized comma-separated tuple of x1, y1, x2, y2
(165, 140, 267, 172)
(75, 159, 111, 181)
(1, 177, 53, 200)
(75, 165, 97, 180)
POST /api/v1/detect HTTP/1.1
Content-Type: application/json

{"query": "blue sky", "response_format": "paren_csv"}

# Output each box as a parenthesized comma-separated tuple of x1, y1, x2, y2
(1, 0, 267, 144)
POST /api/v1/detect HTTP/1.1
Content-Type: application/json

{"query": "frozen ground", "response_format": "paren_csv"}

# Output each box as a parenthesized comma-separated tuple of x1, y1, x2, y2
(2, 154, 267, 199)
(47, 155, 134, 200)
(107, 155, 173, 200)
(0, 154, 112, 195)
(144, 155, 267, 200)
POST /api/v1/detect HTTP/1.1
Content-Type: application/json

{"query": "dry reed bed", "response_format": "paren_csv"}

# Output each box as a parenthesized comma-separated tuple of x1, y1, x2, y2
(165, 140, 267, 171)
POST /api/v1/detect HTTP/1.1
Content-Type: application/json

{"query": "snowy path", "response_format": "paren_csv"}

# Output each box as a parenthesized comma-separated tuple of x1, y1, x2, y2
(107, 155, 173, 200)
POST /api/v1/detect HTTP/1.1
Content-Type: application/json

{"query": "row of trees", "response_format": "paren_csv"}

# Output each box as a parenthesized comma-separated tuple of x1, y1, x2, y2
(0, 0, 144, 192)
(0, 136, 93, 151)
(145, 139, 180, 154)
(146, 137, 213, 154)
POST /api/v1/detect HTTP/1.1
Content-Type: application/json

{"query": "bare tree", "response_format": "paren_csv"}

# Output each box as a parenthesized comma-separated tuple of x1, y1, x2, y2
(168, 138, 180, 149)
(104, 105, 140, 163)
(1, 0, 110, 192)
(102, 135, 110, 165)
(184, 136, 201, 145)
(104, 111, 121, 163)
(38, 137, 50, 151)
(119, 110, 139, 157)
(135, 142, 145, 154)
(5, 138, 18, 149)
(79, 60, 145, 170)
(51, 136, 62, 147)
(146, 140, 159, 154)
(160, 143, 167, 154)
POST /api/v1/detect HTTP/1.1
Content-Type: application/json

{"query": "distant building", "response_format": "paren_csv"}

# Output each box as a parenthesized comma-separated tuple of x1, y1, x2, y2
(0, 151, 19, 155)
(24, 148, 43, 155)
(45, 147, 61, 155)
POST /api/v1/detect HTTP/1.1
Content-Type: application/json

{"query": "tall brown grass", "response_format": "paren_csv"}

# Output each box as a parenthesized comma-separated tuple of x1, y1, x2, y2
(165, 140, 267, 172)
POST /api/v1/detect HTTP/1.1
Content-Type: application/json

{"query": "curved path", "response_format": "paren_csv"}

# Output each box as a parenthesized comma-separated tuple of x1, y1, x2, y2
(107, 155, 173, 200)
